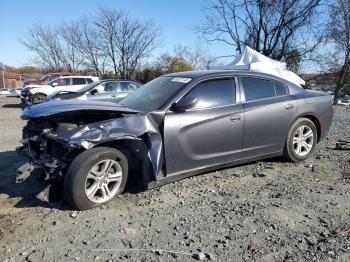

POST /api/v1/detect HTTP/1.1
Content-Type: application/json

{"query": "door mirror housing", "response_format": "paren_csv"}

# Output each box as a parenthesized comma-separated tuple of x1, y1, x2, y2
(171, 96, 198, 112)
(51, 82, 58, 87)
(90, 89, 98, 95)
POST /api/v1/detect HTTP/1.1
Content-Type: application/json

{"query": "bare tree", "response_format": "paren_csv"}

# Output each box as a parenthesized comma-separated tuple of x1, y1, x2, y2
(59, 19, 104, 76)
(57, 23, 84, 72)
(326, 0, 350, 102)
(95, 8, 162, 79)
(20, 24, 83, 72)
(20, 24, 64, 70)
(196, 0, 323, 70)
(173, 44, 216, 69)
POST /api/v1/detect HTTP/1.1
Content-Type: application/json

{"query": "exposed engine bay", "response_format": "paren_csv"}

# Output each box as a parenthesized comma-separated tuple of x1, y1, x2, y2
(17, 101, 166, 187)
(18, 111, 129, 177)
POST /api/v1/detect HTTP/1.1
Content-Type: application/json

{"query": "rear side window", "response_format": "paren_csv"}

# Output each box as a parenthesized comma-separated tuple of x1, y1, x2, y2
(185, 79, 236, 109)
(73, 78, 86, 85)
(274, 81, 288, 96)
(242, 77, 275, 101)
(86, 78, 93, 84)
(120, 82, 141, 91)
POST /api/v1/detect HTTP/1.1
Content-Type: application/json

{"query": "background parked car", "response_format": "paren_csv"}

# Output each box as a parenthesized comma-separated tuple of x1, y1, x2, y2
(24, 76, 99, 104)
(0, 88, 11, 95)
(22, 72, 72, 88)
(338, 95, 350, 106)
(48, 80, 142, 102)
(8, 88, 22, 97)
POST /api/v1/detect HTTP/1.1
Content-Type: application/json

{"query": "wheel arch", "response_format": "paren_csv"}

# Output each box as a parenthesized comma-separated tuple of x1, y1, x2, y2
(31, 92, 47, 97)
(94, 138, 152, 189)
(295, 114, 322, 143)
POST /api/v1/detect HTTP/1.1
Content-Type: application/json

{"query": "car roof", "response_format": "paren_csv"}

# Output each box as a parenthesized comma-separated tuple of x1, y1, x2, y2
(165, 70, 302, 88)
(57, 76, 97, 79)
(98, 79, 140, 82)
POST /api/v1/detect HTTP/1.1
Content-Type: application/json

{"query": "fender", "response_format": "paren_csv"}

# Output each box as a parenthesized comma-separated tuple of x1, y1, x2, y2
(50, 111, 166, 179)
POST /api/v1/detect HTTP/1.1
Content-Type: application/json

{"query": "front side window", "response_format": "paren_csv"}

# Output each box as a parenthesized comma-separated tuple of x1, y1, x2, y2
(104, 82, 118, 92)
(73, 78, 87, 85)
(184, 79, 236, 109)
(242, 77, 275, 101)
(93, 82, 118, 94)
(52, 78, 70, 86)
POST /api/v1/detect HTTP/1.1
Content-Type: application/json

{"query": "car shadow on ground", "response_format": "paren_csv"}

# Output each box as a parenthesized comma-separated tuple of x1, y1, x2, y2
(0, 150, 288, 211)
(0, 150, 148, 211)
(2, 103, 24, 109)
(0, 150, 72, 211)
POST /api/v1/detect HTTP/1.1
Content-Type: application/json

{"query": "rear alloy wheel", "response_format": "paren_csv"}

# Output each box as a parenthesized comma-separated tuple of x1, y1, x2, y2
(64, 147, 128, 210)
(31, 93, 47, 104)
(292, 125, 314, 157)
(284, 118, 317, 162)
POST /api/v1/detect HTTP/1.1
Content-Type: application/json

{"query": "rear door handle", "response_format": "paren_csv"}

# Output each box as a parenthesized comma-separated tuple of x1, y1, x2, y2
(285, 104, 294, 110)
(230, 115, 241, 122)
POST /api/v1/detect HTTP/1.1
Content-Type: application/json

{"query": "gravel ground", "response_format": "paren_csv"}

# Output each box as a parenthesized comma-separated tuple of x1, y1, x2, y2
(0, 96, 349, 262)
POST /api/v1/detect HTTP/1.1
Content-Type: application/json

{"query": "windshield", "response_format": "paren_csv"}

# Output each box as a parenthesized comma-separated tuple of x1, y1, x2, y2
(39, 75, 49, 81)
(119, 76, 191, 111)
(78, 81, 102, 93)
(47, 77, 61, 85)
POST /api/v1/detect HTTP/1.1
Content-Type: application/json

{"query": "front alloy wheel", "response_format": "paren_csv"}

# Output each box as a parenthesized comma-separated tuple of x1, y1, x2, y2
(64, 147, 128, 210)
(85, 159, 123, 204)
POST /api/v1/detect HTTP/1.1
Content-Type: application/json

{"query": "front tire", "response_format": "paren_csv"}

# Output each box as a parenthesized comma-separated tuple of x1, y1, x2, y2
(31, 93, 47, 104)
(284, 118, 317, 162)
(64, 147, 128, 210)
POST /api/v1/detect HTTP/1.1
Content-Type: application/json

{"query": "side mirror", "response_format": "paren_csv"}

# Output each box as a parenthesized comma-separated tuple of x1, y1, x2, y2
(90, 89, 98, 95)
(51, 82, 58, 87)
(171, 96, 198, 112)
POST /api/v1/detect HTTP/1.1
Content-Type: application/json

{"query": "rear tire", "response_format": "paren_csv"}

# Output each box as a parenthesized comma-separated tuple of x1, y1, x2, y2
(31, 93, 47, 104)
(64, 147, 128, 210)
(284, 118, 317, 162)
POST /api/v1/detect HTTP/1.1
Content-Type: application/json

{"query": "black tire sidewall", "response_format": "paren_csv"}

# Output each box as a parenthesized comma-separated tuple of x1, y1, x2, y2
(285, 118, 318, 162)
(32, 93, 46, 104)
(64, 147, 128, 210)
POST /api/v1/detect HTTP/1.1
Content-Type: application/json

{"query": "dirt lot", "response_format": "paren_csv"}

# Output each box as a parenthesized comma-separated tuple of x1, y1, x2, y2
(0, 96, 349, 262)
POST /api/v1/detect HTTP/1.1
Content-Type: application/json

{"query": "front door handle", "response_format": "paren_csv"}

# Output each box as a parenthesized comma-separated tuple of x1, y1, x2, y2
(285, 104, 294, 110)
(230, 114, 241, 122)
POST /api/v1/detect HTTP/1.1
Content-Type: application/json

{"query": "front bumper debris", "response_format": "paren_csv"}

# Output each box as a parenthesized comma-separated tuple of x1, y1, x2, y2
(16, 162, 35, 183)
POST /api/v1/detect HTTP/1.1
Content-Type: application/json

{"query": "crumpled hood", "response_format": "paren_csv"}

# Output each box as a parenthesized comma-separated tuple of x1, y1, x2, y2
(22, 99, 141, 119)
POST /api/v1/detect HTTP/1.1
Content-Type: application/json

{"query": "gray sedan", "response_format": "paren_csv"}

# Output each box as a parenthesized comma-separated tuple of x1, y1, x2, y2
(18, 70, 333, 210)
(48, 80, 142, 102)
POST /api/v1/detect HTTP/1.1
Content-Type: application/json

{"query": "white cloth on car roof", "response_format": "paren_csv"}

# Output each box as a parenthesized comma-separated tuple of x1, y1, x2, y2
(210, 46, 305, 86)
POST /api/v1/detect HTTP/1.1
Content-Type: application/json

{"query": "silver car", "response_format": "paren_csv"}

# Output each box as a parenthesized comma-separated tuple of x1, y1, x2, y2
(18, 70, 333, 210)
(48, 80, 142, 102)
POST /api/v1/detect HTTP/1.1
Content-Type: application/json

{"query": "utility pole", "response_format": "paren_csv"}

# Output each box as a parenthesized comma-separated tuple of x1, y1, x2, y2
(0, 63, 5, 89)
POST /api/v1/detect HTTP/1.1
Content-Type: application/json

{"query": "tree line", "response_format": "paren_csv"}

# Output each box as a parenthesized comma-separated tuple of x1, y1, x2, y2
(20, 1, 349, 101)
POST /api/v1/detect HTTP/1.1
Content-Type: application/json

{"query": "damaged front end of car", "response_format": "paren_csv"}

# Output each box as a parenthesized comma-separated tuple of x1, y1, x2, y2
(16, 100, 165, 188)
